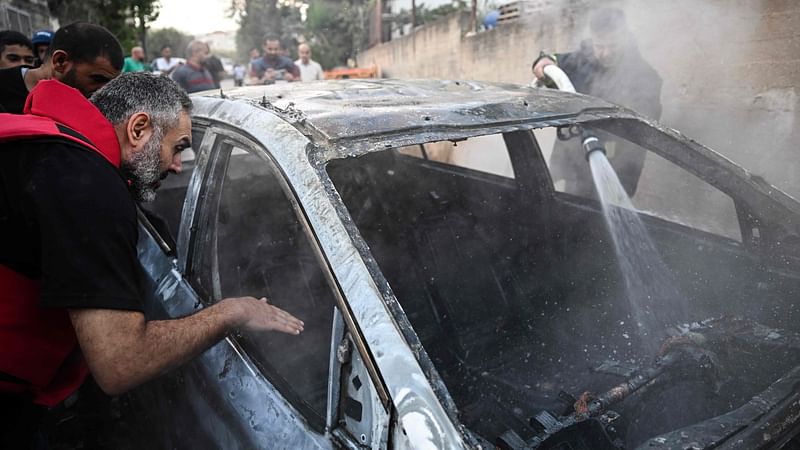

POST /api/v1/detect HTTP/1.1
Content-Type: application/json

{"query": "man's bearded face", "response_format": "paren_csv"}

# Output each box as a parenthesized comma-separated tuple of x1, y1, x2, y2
(121, 127, 165, 202)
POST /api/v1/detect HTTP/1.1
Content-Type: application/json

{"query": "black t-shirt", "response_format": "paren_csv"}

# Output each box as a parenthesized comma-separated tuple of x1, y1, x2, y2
(0, 66, 30, 114)
(203, 55, 224, 88)
(0, 137, 144, 311)
(556, 39, 662, 119)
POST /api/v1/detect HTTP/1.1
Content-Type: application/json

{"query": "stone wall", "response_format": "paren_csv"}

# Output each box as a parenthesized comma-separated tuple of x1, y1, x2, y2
(358, 0, 800, 198)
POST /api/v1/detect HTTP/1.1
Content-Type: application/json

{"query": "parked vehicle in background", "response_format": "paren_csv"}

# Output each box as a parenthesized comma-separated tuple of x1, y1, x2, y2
(129, 79, 800, 449)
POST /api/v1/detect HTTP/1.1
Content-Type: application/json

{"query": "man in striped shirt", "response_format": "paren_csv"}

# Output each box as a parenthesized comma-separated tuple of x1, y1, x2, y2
(171, 41, 215, 93)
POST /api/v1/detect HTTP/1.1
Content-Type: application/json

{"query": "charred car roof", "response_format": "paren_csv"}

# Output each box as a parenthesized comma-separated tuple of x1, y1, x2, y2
(196, 79, 632, 155)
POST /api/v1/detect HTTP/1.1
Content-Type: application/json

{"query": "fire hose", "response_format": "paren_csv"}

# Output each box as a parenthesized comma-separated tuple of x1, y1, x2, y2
(532, 64, 605, 160)
(531, 63, 577, 94)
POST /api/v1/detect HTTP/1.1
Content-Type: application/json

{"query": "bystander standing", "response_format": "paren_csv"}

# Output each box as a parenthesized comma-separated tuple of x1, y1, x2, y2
(233, 63, 246, 86)
(30, 30, 53, 67)
(172, 40, 216, 93)
(203, 42, 225, 89)
(248, 35, 299, 84)
(152, 44, 183, 76)
(295, 43, 324, 82)
(122, 46, 147, 73)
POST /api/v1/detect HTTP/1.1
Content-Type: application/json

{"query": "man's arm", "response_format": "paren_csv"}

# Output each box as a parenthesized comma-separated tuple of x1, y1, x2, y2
(315, 63, 324, 81)
(532, 55, 557, 80)
(248, 64, 269, 85)
(170, 69, 187, 90)
(70, 296, 303, 396)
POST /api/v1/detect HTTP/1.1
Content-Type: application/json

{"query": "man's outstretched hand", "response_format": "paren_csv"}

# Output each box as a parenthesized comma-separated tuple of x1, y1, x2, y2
(225, 296, 305, 335)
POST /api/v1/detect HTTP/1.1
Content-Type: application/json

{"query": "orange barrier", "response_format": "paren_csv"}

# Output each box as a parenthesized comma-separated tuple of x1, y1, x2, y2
(324, 65, 380, 80)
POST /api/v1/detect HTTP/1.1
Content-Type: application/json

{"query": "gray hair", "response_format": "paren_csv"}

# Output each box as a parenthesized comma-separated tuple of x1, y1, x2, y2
(90, 72, 192, 132)
(185, 40, 207, 59)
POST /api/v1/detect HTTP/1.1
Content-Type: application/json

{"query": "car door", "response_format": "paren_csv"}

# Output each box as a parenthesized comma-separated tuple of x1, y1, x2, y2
(138, 124, 333, 449)
(136, 120, 392, 449)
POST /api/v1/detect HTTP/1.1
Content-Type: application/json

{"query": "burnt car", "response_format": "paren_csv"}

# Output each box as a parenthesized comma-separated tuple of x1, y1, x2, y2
(129, 79, 800, 449)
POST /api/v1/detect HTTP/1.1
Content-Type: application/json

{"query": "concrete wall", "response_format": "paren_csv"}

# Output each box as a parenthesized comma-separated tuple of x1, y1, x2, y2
(358, 0, 800, 198)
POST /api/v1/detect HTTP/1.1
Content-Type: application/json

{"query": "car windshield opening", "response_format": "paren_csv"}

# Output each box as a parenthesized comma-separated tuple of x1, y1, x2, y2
(325, 127, 800, 448)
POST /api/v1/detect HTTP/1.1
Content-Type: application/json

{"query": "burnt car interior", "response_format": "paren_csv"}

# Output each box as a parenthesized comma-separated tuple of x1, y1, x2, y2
(326, 122, 800, 448)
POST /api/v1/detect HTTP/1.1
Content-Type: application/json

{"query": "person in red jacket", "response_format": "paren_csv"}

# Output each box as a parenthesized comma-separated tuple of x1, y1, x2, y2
(0, 73, 304, 448)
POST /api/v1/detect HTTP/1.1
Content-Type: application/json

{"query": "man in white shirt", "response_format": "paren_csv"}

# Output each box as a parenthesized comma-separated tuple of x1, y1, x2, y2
(294, 43, 324, 82)
(152, 44, 184, 76)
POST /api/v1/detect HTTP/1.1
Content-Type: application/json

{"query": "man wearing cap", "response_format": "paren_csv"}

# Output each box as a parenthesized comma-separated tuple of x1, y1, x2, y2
(30, 30, 53, 67)
(0, 22, 123, 114)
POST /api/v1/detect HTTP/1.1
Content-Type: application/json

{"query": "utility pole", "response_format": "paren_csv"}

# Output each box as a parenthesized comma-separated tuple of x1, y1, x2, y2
(376, 0, 383, 44)
(411, 0, 417, 27)
(470, 0, 477, 32)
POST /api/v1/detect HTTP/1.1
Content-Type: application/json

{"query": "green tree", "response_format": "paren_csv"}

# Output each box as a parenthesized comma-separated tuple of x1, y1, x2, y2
(232, 0, 280, 61)
(47, 0, 160, 54)
(146, 27, 194, 61)
(231, 0, 370, 68)
(303, 0, 369, 69)
(131, 0, 161, 56)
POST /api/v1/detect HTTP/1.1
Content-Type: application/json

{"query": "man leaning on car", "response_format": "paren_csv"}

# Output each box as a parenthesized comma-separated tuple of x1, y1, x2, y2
(0, 72, 304, 448)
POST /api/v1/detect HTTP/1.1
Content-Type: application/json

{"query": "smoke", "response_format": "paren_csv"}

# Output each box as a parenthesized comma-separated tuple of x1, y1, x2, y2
(606, 0, 799, 198)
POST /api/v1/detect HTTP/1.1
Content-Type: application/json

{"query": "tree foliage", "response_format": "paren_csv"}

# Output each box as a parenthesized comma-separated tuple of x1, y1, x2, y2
(146, 27, 194, 61)
(230, 0, 369, 69)
(303, 0, 368, 69)
(232, 0, 279, 61)
(130, 0, 161, 55)
(47, 0, 160, 53)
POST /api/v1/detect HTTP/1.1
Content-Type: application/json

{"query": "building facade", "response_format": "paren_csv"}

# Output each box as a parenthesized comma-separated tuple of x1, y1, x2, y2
(0, 0, 54, 36)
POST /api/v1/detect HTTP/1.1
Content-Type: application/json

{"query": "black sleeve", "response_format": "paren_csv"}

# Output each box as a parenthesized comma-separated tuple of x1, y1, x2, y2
(554, 40, 597, 93)
(26, 143, 144, 311)
(0, 67, 29, 114)
(554, 50, 582, 78)
(636, 70, 663, 120)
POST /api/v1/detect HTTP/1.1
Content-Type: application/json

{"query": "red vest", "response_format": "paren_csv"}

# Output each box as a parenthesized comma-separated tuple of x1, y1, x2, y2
(0, 80, 121, 406)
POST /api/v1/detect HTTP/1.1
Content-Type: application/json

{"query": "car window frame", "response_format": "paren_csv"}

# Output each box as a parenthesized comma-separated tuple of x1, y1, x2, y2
(134, 120, 214, 261)
(174, 120, 217, 273)
(527, 119, 747, 245)
(183, 124, 359, 432)
(186, 98, 470, 446)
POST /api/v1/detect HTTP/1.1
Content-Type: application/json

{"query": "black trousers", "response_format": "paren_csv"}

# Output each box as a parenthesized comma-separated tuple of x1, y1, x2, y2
(0, 393, 47, 450)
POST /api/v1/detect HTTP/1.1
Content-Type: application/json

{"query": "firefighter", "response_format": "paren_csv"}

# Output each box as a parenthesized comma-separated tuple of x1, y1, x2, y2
(532, 8, 662, 196)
